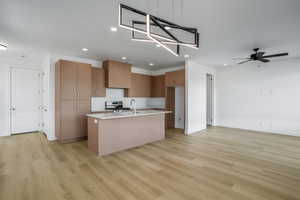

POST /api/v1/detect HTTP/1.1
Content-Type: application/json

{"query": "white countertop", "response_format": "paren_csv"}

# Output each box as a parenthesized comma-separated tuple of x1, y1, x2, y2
(87, 110, 171, 120)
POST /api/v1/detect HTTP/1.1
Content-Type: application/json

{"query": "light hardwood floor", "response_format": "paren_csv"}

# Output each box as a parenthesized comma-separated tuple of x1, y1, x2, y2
(1, 127, 300, 200)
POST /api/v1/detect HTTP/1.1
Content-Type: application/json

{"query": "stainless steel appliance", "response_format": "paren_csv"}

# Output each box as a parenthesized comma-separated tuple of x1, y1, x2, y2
(105, 101, 130, 112)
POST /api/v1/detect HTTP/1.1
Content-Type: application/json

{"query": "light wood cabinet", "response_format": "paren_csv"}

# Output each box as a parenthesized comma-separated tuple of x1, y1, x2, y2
(151, 75, 165, 97)
(55, 60, 92, 143)
(165, 69, 185, 87)
(92, 68, 106, 97)
(165, 87, 175, 128)
(78, 64, 92, 100)
(103, 60, 131, 88)
(60, 61, 77, 101)
(125, 73, 152, 97)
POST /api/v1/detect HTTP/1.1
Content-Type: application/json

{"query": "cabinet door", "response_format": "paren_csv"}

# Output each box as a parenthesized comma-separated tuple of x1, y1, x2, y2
(165, 72, 173, 87)
(126, 73, 151, 97)
(77, 63, 92, 100)
(165, 70, 185, 87)
(151, 75, 165, 97)
(92, 68, 106, 97)
(104, 60, 131, 88)
(60, 100, 79, 140)
(77, 100, 91, 138)
(60, 61, 77, 101)
(173, 70, 185, 86)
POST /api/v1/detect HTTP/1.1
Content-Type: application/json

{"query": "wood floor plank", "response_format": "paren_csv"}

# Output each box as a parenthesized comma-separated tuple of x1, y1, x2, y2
(0, 127, 300, 200)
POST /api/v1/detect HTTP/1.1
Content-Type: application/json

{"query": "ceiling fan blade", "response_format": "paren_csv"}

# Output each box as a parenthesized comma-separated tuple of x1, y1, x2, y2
(262, 53, 288, 58)
(232, 58, 251, 60)
(259, 58, 270, 63)
(238, 59, 252, 65)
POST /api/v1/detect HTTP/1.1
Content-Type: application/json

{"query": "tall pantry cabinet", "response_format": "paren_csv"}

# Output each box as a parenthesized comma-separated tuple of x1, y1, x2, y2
(55, 60, 92, 143)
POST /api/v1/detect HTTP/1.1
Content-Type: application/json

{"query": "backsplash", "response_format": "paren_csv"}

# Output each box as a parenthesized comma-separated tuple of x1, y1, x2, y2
(91, 88, 165, 112)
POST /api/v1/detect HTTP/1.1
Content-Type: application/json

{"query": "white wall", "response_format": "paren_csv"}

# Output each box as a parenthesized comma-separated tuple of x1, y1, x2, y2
(185, 61, 216, 135)
(91, 88, 165, 112)
(175, 86, 185, 129)
(216, 60, 300, 136)
(0, 55, 44, 136)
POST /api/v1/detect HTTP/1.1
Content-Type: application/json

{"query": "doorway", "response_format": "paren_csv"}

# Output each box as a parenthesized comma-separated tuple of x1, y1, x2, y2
(175, 86, 185, 129)
(206, 74, 213, 126)
(165, 86, 185, 131)
(10, 68, 42, 134)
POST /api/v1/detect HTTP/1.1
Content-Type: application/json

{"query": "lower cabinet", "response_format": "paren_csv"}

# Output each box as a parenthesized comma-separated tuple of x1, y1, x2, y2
(77, 100, 91, 138)
(59, 100, 79, 141)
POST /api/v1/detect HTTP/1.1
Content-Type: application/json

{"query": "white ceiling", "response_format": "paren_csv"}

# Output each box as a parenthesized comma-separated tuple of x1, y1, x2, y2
(0, 0, 300, 69)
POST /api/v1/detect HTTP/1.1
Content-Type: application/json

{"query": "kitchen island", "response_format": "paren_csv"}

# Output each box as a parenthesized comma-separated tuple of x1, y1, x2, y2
(86, 110, 171, 156)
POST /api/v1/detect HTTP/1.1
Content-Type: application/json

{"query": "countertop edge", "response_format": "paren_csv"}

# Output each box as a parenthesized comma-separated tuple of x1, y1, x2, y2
(87, 111, 171, 120)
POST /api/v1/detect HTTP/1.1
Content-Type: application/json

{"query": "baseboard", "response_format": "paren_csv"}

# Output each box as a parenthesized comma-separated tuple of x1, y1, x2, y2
(0, 133, 11, 137)
(46, 135, 57, 141)
(186, 128, 207, 135)
(59, 136, 87, 144)
(215, 125, 300, 137)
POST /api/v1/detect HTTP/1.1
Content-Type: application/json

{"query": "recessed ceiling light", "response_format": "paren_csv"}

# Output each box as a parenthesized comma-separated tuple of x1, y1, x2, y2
(184, 54, 190, 58)
(0, 44, 8, 51)
(110, 27, 118, 32)
(149, 63, 154, 66)
(223, 63, 228, 66)
(165, 26, 172, 30)
(82, 48, 88, 52)
(156, 44, 161, 47)
(122, 57, 127, 60)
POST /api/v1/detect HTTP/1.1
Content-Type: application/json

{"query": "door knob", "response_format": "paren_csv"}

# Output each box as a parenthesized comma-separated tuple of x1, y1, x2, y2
(11, 108, 16, 111)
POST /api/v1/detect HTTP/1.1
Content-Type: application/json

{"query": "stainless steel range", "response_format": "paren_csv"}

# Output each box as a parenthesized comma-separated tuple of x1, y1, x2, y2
(105, 101, 130, 112)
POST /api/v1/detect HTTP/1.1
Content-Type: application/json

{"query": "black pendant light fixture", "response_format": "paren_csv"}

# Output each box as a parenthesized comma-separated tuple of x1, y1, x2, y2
(119, 4, 199, 57)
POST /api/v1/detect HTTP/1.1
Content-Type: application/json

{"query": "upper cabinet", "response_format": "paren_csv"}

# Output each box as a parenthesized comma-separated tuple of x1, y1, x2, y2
(125, 73, 152, 97)
(103, 60, 131, 88)
(77, 63, 93, 100)
(91, 67, 106, 97)
(165, 69, 185, 87)
(151, 75, 165, 97)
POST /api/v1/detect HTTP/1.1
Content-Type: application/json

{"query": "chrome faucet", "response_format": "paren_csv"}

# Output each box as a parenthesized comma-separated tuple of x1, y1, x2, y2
(130, 99, 136, 114)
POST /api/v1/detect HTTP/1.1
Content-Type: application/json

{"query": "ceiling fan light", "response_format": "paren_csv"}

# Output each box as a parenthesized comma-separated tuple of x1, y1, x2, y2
(0, 44, 8, 51)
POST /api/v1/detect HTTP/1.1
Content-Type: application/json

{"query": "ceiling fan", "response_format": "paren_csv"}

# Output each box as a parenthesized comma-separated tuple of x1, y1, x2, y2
(233, 48, 289, 65)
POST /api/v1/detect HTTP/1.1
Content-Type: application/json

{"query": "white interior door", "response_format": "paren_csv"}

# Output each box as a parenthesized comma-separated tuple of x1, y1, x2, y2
(41, 71, 49, 135)
(206, 74, 213, 126)
(11, 68, 41, 134)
